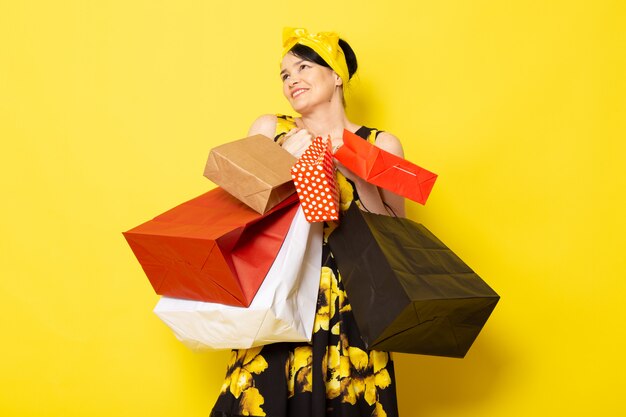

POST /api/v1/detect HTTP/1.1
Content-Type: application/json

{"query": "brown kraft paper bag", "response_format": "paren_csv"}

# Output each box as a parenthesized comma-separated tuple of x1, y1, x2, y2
(204, 134, 297, 214)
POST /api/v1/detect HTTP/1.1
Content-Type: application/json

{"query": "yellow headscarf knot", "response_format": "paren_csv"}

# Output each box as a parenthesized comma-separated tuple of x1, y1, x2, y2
(281, 27, 350, 86)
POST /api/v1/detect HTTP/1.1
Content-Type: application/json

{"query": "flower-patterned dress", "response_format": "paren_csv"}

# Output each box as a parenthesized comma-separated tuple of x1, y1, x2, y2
(210, 115, 399, 417)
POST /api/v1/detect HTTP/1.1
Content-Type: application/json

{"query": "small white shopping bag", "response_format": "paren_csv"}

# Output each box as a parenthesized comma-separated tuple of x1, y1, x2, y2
(154, 206, 323, 350)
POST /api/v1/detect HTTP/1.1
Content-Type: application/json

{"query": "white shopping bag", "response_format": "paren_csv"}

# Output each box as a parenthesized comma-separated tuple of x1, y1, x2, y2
(154, 206, 323, 350)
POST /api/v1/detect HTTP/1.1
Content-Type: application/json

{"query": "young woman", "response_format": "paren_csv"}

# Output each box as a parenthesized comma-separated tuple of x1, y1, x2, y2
(210, 27, 405, 417)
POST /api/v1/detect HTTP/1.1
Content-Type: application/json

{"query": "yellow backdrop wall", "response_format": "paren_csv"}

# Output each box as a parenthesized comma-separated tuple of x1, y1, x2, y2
(1, 1, 625, 416)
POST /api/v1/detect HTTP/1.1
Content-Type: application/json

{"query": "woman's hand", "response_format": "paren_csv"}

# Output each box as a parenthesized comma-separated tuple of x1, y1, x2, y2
(281, 127, 314, 158)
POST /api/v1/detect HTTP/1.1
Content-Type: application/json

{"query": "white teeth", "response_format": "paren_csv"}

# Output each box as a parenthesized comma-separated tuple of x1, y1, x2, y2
(293, 89, 307, 98)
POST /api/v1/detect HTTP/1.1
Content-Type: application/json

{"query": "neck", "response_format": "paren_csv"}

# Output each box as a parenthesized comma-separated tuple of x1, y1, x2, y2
(298, 90, 355, 140)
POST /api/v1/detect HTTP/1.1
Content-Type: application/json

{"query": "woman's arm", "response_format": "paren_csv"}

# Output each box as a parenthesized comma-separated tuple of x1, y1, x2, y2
(247, 114, 278, 138)
(247, 114, 312, 158)
(374, 132, 406, 218)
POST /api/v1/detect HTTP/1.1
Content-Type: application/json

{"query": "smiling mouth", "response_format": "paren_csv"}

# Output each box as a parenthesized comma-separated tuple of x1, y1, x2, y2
(292, 89, 308, 98)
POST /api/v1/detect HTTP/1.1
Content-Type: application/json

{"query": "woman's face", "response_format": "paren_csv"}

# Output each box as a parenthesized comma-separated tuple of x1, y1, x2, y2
(280, 52, 341, 114)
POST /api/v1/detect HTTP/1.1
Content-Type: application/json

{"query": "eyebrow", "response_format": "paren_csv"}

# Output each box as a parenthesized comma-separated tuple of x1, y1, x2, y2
(280, 59, 307, 76)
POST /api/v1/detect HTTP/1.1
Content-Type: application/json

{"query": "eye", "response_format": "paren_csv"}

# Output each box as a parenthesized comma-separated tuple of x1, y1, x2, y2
(299, 64, 309, 71)
(281, 73, 289, 81)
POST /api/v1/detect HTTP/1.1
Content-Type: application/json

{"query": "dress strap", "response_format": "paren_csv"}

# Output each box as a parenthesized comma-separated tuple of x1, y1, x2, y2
(354, 125, 384, 144)
(369, 128, 383, 144)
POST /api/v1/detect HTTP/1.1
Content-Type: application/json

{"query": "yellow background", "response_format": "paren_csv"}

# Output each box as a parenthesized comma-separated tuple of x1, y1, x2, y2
(1, 1, 625, 416)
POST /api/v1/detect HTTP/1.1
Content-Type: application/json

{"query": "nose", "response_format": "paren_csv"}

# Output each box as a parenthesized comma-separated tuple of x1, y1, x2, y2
(288, 76, 299, 88)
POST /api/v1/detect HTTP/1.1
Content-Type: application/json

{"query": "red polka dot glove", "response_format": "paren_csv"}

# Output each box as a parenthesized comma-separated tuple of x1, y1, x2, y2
(290, 136, 339, 223)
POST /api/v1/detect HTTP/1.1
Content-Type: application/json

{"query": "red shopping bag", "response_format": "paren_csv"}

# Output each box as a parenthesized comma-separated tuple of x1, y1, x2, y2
(123, 188, 299, 306)
(334, 129, 438, 204)
(290, 136, 339, 223)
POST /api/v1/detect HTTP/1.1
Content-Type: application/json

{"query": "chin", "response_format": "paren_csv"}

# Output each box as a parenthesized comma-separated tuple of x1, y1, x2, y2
(290, 101, 309, 114)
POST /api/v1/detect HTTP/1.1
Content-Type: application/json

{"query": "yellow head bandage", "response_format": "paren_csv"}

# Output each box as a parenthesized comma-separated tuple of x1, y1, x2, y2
(281, 27, 350, 86)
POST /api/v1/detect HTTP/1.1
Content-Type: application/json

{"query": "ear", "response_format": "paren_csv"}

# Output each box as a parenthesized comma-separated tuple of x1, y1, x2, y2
(334, 72, 343, 87)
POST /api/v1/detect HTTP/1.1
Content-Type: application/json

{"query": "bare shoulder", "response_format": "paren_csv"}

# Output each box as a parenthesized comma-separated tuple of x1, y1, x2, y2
(375, 131, 404, 158)
(247, 114, 277, 138)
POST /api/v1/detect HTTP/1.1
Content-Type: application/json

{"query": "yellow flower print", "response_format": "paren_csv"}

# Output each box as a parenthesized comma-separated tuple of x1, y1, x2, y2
(347, 347, 391, 406)
(287, 345, 313, 397)
(313, 267, 332, 333)
(220, 347, 268, 415)
(313, 267, 351, 334)
(372, 401, 388, 417)
(275, 115, 296, 146)
(322, 343, 339, 397)
(323, 220, 339, 241)
(276, 115, 295, 135)
(371, 350, 390, 375)
(238, 387, 265, 416)
(349, 347, 369, 371)
(322, 342, 392, 413)
(335, 272, 351, 314)
(313, 266, 351, 334)
(336, 172, 355, 211)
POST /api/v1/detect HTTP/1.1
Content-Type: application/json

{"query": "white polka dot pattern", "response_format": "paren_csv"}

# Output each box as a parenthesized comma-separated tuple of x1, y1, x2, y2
(290, 136, 339, 223)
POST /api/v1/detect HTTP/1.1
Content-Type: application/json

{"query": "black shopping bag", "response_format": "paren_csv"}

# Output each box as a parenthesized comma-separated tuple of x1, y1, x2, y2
(328, 203, 500, 358)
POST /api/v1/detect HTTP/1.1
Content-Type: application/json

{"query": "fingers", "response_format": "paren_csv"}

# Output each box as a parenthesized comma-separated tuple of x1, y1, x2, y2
(284, 128, 311, 141)
(282, 128, 314, 158)
(284, 127, 299, 138)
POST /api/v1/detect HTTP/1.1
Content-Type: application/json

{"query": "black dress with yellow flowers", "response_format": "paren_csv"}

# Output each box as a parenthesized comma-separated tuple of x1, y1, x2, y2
(210, 115, 399, 417)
